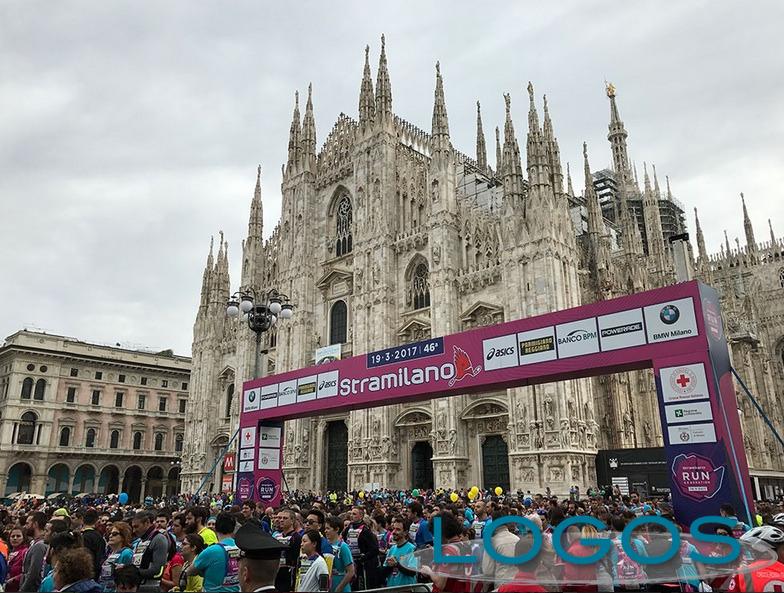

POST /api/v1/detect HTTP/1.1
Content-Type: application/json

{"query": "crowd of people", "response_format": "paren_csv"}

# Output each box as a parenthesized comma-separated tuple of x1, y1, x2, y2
(1, 487, 784, 592)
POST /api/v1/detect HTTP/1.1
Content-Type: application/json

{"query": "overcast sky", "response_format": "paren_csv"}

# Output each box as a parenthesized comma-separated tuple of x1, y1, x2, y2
(2, 1, 782, 357)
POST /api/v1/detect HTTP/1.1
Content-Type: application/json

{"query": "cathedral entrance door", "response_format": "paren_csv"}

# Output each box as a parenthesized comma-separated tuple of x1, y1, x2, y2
(326, 421, 348, 492)
(482, 435, 510, 492)
(411, 441, 434, 490)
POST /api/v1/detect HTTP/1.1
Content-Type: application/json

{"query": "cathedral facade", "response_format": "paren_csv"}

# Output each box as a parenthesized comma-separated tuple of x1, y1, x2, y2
(180, 39, 784, 498)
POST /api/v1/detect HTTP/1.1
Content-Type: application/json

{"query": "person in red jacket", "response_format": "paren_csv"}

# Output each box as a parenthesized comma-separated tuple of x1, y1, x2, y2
(3, 527, 29, 592)
(728, 525, 784, 592)
(560, 524, 601, 593)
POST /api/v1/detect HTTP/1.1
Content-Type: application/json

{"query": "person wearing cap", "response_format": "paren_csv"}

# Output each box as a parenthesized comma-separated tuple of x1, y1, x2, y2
(235, 522, 287, 592)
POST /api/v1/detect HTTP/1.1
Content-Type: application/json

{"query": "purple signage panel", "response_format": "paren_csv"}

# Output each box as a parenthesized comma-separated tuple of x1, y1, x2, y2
(239, 281, 753, 522)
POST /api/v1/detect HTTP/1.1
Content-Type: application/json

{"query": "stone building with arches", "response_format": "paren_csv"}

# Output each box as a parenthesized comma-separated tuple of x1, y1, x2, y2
(0, 330, 189, 499)
(182, 38, 784, 497)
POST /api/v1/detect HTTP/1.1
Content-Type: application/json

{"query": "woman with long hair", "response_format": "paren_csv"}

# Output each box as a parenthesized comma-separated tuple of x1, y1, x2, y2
(174, 533, 205, 592)
(3, 526, 30, 592)
(99, 522, 133, 592)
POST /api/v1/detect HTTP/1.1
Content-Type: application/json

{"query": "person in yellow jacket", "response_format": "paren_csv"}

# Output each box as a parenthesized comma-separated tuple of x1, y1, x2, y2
(171, 534, 205, 592)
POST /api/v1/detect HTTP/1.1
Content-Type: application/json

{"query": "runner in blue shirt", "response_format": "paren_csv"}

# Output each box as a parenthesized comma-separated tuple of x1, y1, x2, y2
(187, 512, 240, 592)
(325, 516, 355, 592)
(384, 517, 418, 588)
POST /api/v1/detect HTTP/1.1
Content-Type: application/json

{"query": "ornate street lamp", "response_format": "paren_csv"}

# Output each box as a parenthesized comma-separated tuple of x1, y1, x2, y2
(226, 288, 294, 378)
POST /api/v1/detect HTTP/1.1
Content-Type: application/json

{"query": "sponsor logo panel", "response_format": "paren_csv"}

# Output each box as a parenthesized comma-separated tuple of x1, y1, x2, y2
(296, 375, 317, 402)
(667, 422, 717, 445)
(240, 426, 256, 449)
(239, 448, 255, 461)
(257, 447, 281, 470)
(665, 401, 713, 424)
(643, 297, 698, 343)
(659, 363, 710, 404)
(259, 426, 281, 447)
(482, 334, 519, 370)
(278, 380, 297, 406)
(238, 460, 254, 473)
(555, 318, 600, 358)
(597, 308, 647, 351)
(517, 327, 557, 366)
(243, 388, 260, 413)
(317, 370, 339, 398)
(260, 384, 278, 409)
(672, 454, 725, 501)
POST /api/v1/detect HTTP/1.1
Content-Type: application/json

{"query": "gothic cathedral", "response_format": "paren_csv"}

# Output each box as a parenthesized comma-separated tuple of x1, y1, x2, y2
(181, 38, 784, 496)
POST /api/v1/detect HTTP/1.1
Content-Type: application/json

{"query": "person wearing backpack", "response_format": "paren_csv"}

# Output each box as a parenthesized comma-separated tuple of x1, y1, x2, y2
(126, 511, 172, 592)
(607, 516, 646, 591)
(81, 508, 106, 580)
(186, 512, 240, 592)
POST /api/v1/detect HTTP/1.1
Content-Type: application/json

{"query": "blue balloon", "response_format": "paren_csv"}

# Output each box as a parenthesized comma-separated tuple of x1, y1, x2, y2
(118, 492, 129, 505)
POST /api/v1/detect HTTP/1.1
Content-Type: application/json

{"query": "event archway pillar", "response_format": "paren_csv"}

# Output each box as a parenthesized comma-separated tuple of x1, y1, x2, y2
(239, 281, 754, 526)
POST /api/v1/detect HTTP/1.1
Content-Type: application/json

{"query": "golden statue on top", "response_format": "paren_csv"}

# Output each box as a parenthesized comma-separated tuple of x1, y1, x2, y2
(605, 81, 616, 98)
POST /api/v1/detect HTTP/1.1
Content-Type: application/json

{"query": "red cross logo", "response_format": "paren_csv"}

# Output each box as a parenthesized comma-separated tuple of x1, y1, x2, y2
(244, 431, 252, 442)
(676, 374, 691, 389)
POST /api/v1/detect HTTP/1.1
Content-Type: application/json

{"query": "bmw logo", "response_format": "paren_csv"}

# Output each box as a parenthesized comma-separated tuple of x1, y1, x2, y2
(248, 391, 256, 402)
(660, 305, 680, 325)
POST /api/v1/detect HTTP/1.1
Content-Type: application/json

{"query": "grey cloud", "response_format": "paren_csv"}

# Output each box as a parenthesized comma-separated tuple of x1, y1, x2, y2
(1, 0, 782, 355)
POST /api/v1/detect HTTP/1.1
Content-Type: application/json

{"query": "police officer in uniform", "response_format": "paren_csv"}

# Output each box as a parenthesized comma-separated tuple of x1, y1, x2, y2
(235, 522, 288, 593)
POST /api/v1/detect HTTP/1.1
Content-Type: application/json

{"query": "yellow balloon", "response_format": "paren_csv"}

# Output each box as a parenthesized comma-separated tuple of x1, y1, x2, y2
(359, 490, 365, 499)
(494, 486, 503, 496)
(450, 492, 459, 503)
(470, 486, 479, 494)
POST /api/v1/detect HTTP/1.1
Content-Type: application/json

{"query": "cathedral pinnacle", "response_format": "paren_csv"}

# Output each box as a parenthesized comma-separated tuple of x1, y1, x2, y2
(665, 175, 672, 200)
(286, 91, 302, 174)
(430, 61, 450, 153)
(770, 219, 777, 245)
(495, 126, 502, 175)
(375, 34, 392, 119)
(652, 164, 661, 197)
(694, 208, 707, 261)
(475, 101, 487, 170)
(741, 192, 757, 253)
(301, 83, 317, 171)
(566, 162, 574, 197)
(542, 94, 553, 140)
(358, 44, 376, 126)
(248, 165, 263, 241)
(527, 81, 539, 133)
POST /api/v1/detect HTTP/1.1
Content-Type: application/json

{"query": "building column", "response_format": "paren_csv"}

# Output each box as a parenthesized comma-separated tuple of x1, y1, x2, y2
(314, 420, 326, 492)
(31, 473, 47, 496)
(161, 479, 168, 496)
(140, 478, 147, 499)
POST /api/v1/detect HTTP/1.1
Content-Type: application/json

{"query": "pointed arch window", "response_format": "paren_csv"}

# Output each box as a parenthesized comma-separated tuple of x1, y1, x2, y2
(110, 430, 120, 449)
(59, 426, 71, 447)
(225, 384, 234, 419)
(34, 379, 46, 400)
(412, 263, 431, 310)
(17, 412, 37, 445)
(21, 377, 33, 399)
(329, 300, 348, 345)
(85, 428, 96, 448)
(779, 267, 784, 288)
(133, 432, 142, 450)
(335, 195, 353, 256)
(154, 433, 164, 451)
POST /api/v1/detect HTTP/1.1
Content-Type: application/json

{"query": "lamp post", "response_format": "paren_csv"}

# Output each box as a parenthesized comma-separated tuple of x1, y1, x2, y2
(226, 288, 295, 379)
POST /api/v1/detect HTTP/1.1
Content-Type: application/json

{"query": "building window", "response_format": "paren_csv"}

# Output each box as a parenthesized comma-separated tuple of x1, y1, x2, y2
(115, 392, 124, 407)
(17, 412, 37, 445)
(118, 374, 126, 383)
(158, 397, 167, 412)
(412, 263, 431, 309)
(779, 268, 784, 288)
(59, 426, 71, 447)
(175, 433, 184, 453)
(141, 377, 148, 386)
(138, 394, 146, 410)
(40, 365, 48, 373)
(154, 433, 164, 451)
(85, 428, 96, 448)
(181, 382, 188, 391)
(21, 377, 33, 399)
(225, 385, 234, 418)
(91, 390, 100, 406)
(133, 432, 142, 450)
(70, 368, 79, 377)
(26, 363, 35, 371)
(335, 195, 353, 256)
(66, 387, 77, 403)
(110, 430, 120, 449)
(329, 300, 348, 345)
(162, 380, 168, 388)
(33, 379, 46, 400)
(95, 371, 103, 380)
(179, 399, 186, 414)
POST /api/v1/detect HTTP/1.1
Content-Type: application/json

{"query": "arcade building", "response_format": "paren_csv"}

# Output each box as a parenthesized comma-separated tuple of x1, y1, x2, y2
(180, 38, 784, 497)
